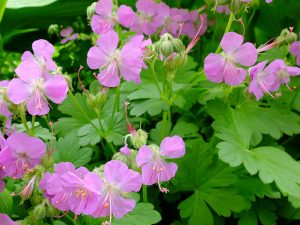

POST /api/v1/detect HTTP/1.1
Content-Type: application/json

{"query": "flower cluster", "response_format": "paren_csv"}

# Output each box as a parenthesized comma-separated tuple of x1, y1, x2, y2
(7, 39, 68, 116)
(87, 31, 150, 87)
(90, 0, 207, 38)
(40, 160, 142, 223)
(204, 31, 300, 100)
(0, 133, 46, 191)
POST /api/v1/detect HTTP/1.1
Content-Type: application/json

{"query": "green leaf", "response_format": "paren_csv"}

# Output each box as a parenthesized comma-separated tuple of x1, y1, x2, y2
(130, 99, 168, 117)
(6, 0, 57, 8)
(112, 203, 161, 225)
(53, 134, 93, 167)
(239, 200, 278, 225)
(258, 45, 289, 62)
(54, 93, 97, 136)
(0, 189, 13, 215)
(176, 138, 249, 225)
(77, 120, 101, 146)
(207, 100, 300, 198)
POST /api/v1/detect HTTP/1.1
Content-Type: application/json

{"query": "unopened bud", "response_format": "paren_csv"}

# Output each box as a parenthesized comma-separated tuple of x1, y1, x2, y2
(164, 52, 188, 72)
(277, 28, 298, 44)
(87, 2, 97, 20)
(46, 203, 60, 217)
(112, 152, 130, 165)
(33, 203, 46, 220)
(48, 24, 59, 36)
(62, 74, 73, 91)
(155, 33, 185, 58)
(130, 129, 148, 149)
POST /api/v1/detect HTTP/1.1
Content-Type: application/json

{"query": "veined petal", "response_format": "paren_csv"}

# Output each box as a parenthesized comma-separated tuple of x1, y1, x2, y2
(223, 62, 247, 86)
(117, 5, 136, 27)
(157, 161, 178, 182)
(87, 46, 108, 70)
(111, 194, 136, 218)
(97, 61, 120, 87)
(27, 90, 49, 116)
(7, 78, 31, 104)
(97, 31, 119, 56)
(233, 42, 258, 66)
(15, 61, 42, 82)
(204, 53, 226, 83)
(160, 136, 185, 158)
(32, 39, 54, 57)
(95, 0, 113, 16)
(221, 32, 243, 54)
(136, 145, 153, 167)
(44, 75, 68, 104)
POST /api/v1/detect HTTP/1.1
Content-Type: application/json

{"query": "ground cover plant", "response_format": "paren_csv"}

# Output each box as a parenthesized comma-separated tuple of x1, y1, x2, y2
(1, 0, 300, 224)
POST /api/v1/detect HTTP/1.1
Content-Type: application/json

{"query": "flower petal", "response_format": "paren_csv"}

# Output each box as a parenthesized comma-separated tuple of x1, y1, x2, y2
(233, 42, 258, 66)
(97, 31, 119, 56)
(97, 61, 120, 87)
(221, 32, 243, 53)
(44, 75, 68, 104)
(7, 78, 31, 104)
(32, 39, 54, 57)
(87, 46, 108, 70)
(159, 136, 185, 158)
(26, 90, 49, 116)
(136, 145, 153, 167)
(15, 61, 42, 82)
(112, 194, 136, 218)
(223, 62, 247, 86)
(204, 53, 226, 83)
(117, 5, 136, 27)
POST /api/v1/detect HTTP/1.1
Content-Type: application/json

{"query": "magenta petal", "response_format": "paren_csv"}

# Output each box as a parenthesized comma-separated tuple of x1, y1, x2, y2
(95, 0, 113, 16)
(290, 41, 300, 56)
(249, 79, 264, 100)
(136, 145, 153, 167)
(87, 46, 108, 70)
(91, 15, 114, 35)
(21, 51, 35, 62)
(60, 27, 73, 37)
(286, 66, 300, 76)
(233, 42, 258, 66)
(83, 172, 104, 193)
(119, 62, 142, 84)
(7, 133, 46, 159)
(97, 31, 119, 56)
(0, 214, 19, 225)
(117, 5, 136, 27)
(97, 62, 120, 87)
(27, 90, 49, 116)
(221, 32, 243, 53)
(7, 78, 30, 104)
(15, 61, 42, 82)
(104, 160, 142, 192)
(204, 53, 226, 83)
(32, 39, 54, 57)
(55, 162, 76, 174)
(112, 195, 136, 218)
(223, 62, 247, 86)
(44, 75, 68, 104)
(158, 162, 178, 182)
(249, 60, 268, 79)
(0, 180, 5, 193)
(160, 136, 185, 158)
(141, 163, 157, 185)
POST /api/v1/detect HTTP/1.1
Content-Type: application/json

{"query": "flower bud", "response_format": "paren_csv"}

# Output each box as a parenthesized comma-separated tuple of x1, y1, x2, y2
(277, 28, 298, 44)
(46, 203, 60, 217)
(87, 2, 97, 20)
(155, 33, 185, 58)
(164, 52, 188, 73)
(112, 152, 130, 165)
(41, 154, 54, 170)
(62, 74, 73, 91)
(48, 24, 59, 36)
(33, 203, 46, 220)
(130, 129, 148, 149)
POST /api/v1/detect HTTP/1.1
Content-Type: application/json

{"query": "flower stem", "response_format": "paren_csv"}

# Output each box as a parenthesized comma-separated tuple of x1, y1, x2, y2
(31, 115, 36, 134)
(215, 11, 235, 54)
(161, 111, 168, 141)
(108, 86, 120, 131)
(143, 185, 148, 202)
(107, 141, 116, 154)
(150, 62, 163, 96)
(19, 107, 31, 135)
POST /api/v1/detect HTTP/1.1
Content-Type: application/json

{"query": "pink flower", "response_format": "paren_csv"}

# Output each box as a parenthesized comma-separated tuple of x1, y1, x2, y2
(91, 160, 142, 222)
(0, 214, 19, 225)
(0, 133, 46, 179)
(290, 41, 300, 66)
(87, 31, 148, 87)
(118, 0, 162, 35)
(136, 136, 185, 192)
(61, 170, 103, 215)
(249, 59, 300, 100)
(40, 162, 76, 211)
(216, 5, 230, 15)
(204, 32, 258, 86)
(0, 136, 7, 192)
(7, 40, 68, 116)
(0, 80, 12, 117)
(60, 26, 79, 44)
(249, 60, 278, 100)
(91, 0, 115, 34)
